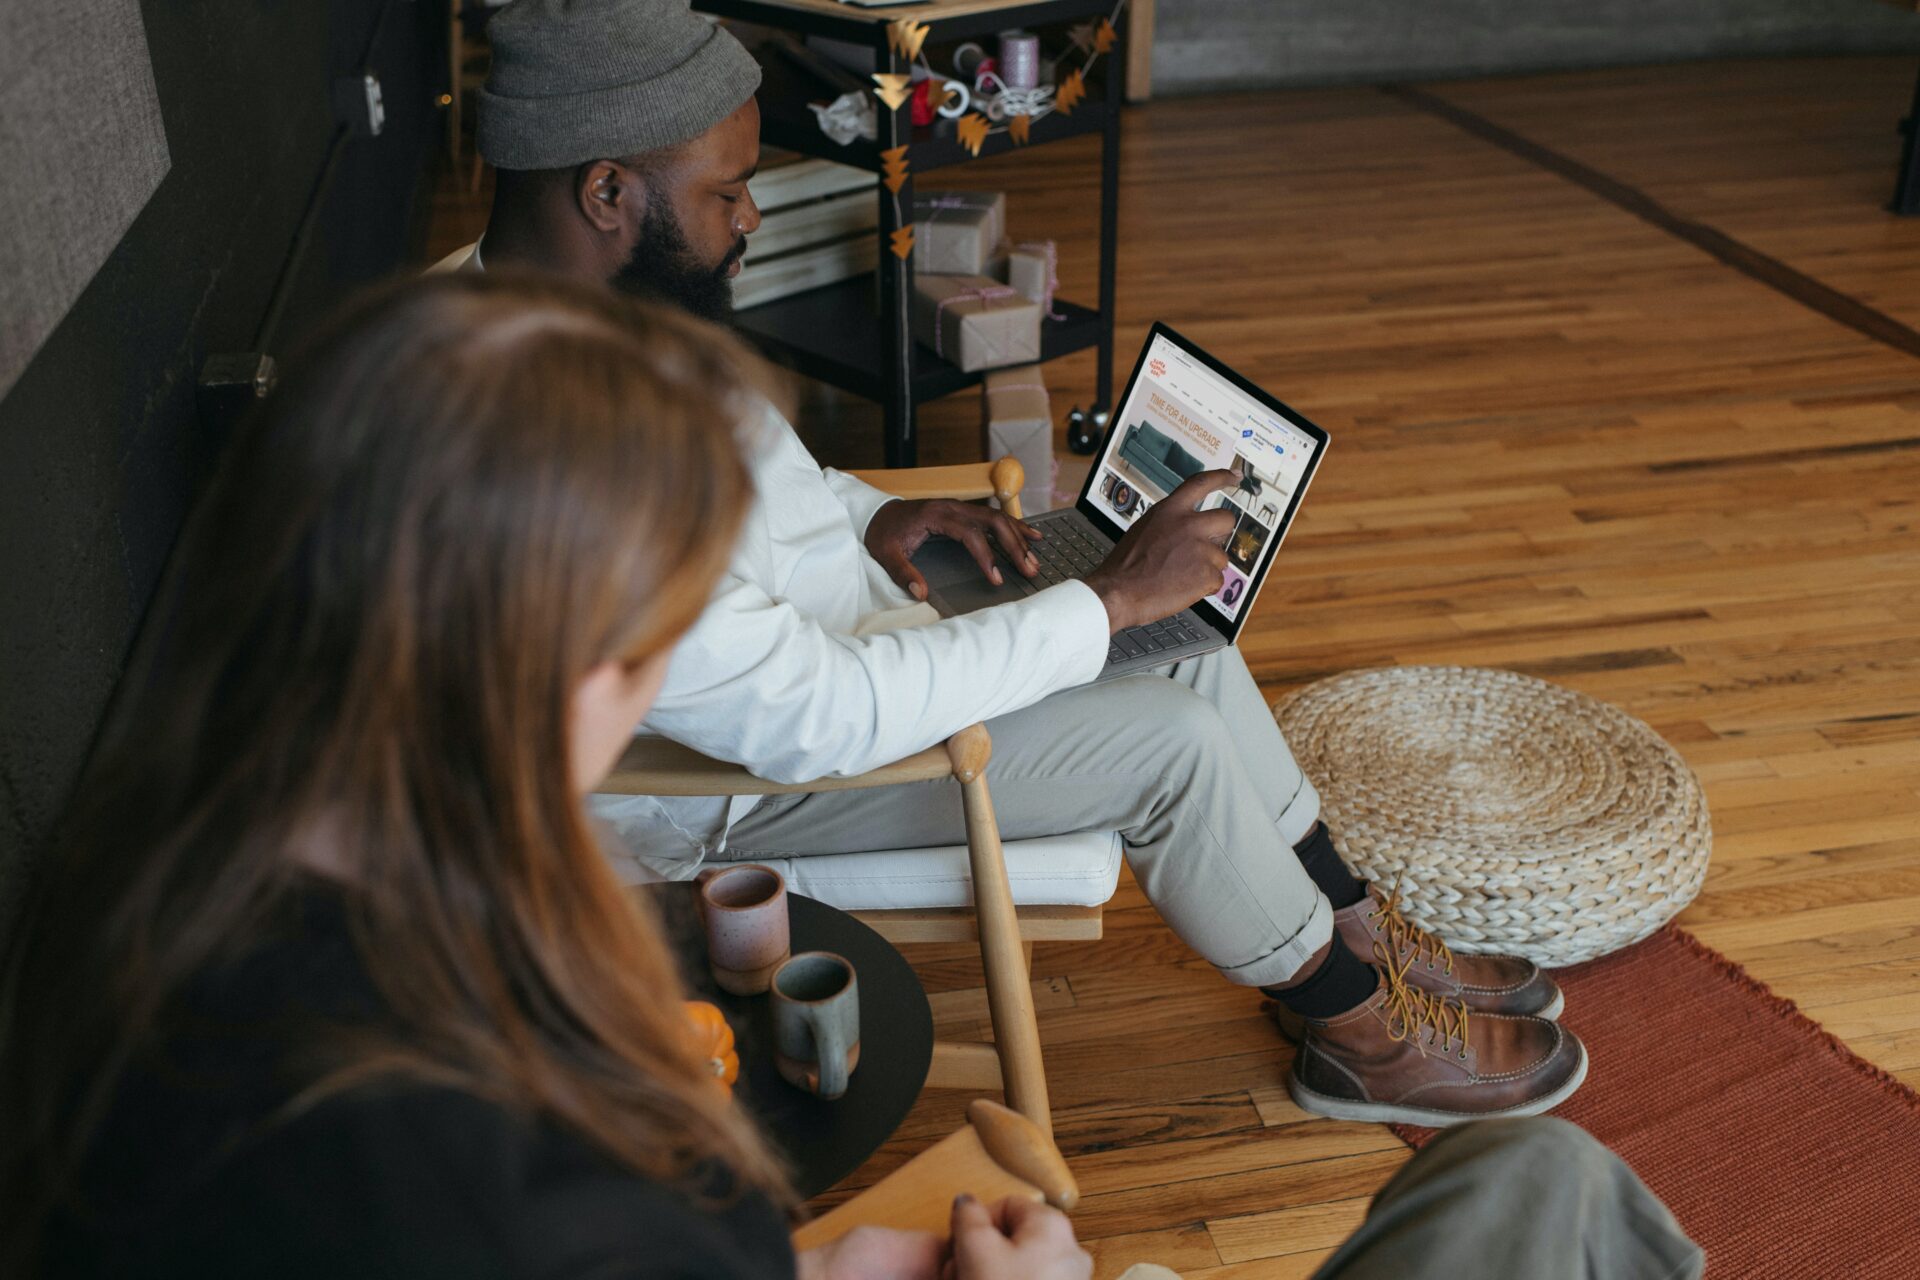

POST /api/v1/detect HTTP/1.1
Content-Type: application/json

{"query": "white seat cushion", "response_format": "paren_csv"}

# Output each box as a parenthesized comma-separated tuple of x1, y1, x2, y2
(747, 831, 1123, 912)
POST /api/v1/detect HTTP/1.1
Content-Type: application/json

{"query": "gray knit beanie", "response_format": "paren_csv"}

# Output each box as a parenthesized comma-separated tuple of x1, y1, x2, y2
(478, 0, 762, 170)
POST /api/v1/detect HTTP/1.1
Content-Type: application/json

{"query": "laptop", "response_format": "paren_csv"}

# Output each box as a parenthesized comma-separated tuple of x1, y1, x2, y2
(913, 322, 1330, 681)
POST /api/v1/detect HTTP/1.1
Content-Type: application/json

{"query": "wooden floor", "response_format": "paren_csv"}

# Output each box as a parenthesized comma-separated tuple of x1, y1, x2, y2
(432, 56, 1920, 1277)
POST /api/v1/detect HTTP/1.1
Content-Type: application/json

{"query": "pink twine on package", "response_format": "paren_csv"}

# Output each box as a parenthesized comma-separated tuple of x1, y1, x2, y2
(1014, 240, 1065, 321)
(920, 193, 988, 226)
(933, 283, 1017, 354)
(1051, 454, 1074, 505)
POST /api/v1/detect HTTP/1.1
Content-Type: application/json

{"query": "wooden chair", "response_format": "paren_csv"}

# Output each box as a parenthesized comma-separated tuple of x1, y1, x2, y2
(792, 1098, 1077, 1251)
(599, 458, 1123, 1139)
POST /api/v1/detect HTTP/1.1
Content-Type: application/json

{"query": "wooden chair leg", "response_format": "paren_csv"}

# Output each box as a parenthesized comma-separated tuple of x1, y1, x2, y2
(447, 4, 463, 163)
(949, 727, 1052, 1138)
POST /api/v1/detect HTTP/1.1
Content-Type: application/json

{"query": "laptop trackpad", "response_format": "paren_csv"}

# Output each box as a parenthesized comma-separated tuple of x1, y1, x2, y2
(915, 538, 1033, 614)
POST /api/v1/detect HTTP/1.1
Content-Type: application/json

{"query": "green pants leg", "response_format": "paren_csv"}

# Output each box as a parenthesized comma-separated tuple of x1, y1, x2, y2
(1311, 1118, 1703, 1280)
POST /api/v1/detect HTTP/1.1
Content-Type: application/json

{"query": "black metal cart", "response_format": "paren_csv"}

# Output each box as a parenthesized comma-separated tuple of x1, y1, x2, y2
(695, 0, 1127, 465)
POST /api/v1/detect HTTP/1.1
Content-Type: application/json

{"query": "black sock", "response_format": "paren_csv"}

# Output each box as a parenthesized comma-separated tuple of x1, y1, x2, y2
(1263, 932, 1379, 1019)
(1293, 822, 1367, 910)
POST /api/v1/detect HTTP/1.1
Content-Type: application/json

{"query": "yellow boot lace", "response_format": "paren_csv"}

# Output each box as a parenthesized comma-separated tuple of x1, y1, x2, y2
(1369, 877, 1455, 977)
(1373, 941, 1471, 1061)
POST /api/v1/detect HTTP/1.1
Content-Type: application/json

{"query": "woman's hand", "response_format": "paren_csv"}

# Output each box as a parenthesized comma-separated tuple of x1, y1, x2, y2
(796, 1226, 945, 1280)
(948, 1194, 1092, 1280)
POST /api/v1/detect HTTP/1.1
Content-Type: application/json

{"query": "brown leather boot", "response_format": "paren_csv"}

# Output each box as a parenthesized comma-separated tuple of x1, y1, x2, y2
(1288, 949, 1587, 1126)
(1337, 880, 1562, 1019)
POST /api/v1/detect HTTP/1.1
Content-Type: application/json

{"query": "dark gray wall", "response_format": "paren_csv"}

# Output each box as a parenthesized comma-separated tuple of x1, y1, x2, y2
(1153, 0, 1920, 92)
(0, 1, 445, 939)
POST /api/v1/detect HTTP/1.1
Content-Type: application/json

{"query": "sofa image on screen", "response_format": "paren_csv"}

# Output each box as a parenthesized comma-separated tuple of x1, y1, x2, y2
(1118, 421, 1206, 497)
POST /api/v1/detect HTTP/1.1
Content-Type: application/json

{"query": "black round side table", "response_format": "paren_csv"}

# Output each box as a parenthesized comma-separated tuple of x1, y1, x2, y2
(645, 883, 935, 1198)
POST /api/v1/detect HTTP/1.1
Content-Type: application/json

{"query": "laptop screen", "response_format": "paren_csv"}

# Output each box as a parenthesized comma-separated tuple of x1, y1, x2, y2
(1081, 327, 1326, 630)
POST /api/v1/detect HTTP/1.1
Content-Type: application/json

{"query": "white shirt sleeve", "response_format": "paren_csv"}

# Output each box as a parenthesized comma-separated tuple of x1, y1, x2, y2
(645, 574, 1112, 783)
(820, 467, 901, 541)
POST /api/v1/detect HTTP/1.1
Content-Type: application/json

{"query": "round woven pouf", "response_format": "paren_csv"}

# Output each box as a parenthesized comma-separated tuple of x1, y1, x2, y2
(1275, 665, 1711, 967)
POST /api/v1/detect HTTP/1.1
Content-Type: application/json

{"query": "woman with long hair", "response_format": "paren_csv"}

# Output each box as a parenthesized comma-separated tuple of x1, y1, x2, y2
(0, 274, 1089, 1279)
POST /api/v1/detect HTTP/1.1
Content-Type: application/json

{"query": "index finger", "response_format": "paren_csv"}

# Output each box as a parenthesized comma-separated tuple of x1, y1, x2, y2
(950, 1195, 1009, 1269)
(1168, 469, 1240, 507)
(985, 513, 1041, 575)
(1192, 509, 1237, 543)
(996, 1197, 1075, 1243)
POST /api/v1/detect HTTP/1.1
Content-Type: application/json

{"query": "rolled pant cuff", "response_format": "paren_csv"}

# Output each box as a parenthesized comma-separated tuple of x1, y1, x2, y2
(1274, 769, 1322, 848)
(1215, 893, 1335, 988)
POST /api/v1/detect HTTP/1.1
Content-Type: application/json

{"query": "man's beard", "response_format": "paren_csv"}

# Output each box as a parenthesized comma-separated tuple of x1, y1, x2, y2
(610, 200, 746, 325)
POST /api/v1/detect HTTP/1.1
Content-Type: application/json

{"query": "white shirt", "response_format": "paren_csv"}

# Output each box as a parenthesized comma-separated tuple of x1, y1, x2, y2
(593, 406, 1110, 875)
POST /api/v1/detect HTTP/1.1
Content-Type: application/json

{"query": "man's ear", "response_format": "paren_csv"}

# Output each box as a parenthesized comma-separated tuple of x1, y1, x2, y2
(576, 159, 643, 235)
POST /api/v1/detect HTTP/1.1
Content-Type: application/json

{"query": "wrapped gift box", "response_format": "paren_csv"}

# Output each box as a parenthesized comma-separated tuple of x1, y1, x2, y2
(981, 365, 1055, 517)
(1002, 241, 1059, 312)
(911, 273, 1041, 373)
(912, 191, 1006, 275)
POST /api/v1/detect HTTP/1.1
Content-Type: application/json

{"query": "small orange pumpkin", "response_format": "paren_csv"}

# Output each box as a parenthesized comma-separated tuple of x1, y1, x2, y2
(684, 1000, 739, 1090)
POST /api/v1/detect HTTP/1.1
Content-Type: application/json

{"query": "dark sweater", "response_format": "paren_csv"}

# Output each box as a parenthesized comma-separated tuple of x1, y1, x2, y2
(40, 892, 794, 1279)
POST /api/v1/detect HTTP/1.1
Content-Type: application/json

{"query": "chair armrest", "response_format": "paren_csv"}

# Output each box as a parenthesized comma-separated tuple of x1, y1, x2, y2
(791, 1099, 1077, 1251)
(597, 725, 990, 798)
(847, 458, 1026, 520)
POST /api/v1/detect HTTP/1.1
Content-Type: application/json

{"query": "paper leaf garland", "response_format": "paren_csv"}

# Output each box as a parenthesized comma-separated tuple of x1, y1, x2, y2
(1055, 69, 1086, 115)
(1093, 18, 1117, 54)
(880, 145, 910, 193)
(889, 227, 915, 261)
(871, 73, 912, 111)
(1068, 21, 1096, 52)
(886, 17, 930, 62)
(1008, 114, 1031, 145)
(955, 113, 990, 156)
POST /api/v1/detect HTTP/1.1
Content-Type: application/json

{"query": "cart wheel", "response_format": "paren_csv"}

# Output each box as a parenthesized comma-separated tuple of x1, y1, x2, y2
(1067, 406, 1102, 455)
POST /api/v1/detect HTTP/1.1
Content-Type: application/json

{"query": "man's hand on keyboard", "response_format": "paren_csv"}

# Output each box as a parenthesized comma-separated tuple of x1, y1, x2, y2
(865, 498, 1044, 602)
(1083, 470, 1238, 635)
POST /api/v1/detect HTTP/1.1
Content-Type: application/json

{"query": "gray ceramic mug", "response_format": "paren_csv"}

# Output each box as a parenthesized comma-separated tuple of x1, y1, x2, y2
(696, 865, 790, 996)
(771, 951, 861, 1100)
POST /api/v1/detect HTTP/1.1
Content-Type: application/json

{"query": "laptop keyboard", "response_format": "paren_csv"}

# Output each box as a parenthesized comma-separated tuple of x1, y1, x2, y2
(1030, 518, 1107, 586)
(1029, 518, 1208, 667)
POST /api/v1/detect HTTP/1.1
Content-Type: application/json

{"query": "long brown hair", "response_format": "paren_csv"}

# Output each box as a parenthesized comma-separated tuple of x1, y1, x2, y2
(0, 273, 787, 1260)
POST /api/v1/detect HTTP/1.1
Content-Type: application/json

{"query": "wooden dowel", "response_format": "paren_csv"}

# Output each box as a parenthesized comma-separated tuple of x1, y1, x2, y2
(955, 747, 1053, 1137)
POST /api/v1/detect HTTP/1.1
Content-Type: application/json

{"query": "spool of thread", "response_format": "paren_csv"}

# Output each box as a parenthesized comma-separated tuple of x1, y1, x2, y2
(997, 29, 1041, 91)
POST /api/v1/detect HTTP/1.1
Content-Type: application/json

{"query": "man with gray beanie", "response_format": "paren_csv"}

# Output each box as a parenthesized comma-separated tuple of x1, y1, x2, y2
(461, 0, 1596, 1137)
(461, 0, 764, 321)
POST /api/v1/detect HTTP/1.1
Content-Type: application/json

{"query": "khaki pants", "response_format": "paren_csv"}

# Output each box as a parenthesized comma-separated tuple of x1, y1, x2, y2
(727, 647, 1333, 987)
(1121, 1118, 1702, 1280)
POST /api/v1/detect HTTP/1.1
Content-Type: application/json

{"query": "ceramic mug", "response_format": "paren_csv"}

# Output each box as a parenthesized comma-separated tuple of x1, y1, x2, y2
(771, 951, 861, 1101)
(696, 865, 790, 996)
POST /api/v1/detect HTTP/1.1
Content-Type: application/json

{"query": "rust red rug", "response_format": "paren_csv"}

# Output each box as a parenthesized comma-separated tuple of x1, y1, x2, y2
(1393, 926, 1920, 1279)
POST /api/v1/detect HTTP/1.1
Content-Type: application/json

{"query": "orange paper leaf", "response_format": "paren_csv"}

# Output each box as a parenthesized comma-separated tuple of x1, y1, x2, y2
(889, 227, 915, 260)
(880, 144, 910, 194)
(1093, 17, 1117, 54)
(871, 72, 912, 111)
(1055, 69, 1086, 115)
(886, 17, 930, 62)
(955, 113, 990, 156)
(1067, 21, 1096, 52)
(1008, 114, 1031, 145)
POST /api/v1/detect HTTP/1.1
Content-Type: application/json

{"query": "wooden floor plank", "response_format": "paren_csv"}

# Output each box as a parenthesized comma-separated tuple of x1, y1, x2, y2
(1207, 1196, 1374, 1265)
